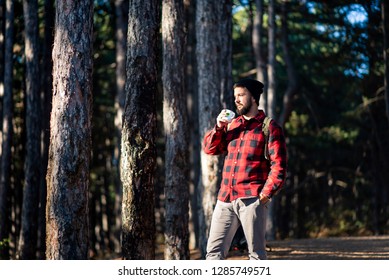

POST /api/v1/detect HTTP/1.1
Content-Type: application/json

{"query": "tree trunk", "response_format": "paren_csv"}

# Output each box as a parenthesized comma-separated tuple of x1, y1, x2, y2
(121, 0, 160, 260)
(383, 0, 389, 123)
(183, 0, 200, 250)
(37, 0, 54, 260)
(114, 0, 128, 115)
(364, 1, 386, 235)
(46, 0, 94, 260)
(0, 0, 3, 100)
(18, 0, 41, 260)
(266, 0, 277, 241)
(0, 0, 14, 260)
(383, 0, 389, 223)
(113, 0, 128, 255)
(196, 0, 233, 257)
(279, 1, 298, 127)
(253, 0, 267, 110)
(219, 2, 233, 110)
(267, 0, 276, 118)
(162, 0, 190, 260)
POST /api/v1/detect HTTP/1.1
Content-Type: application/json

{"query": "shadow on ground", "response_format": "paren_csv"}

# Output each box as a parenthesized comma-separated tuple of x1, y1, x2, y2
(177, 235, 389, 260)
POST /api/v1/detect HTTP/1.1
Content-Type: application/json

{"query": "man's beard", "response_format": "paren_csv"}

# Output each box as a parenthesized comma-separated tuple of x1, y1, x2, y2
(236, 99, 252, 116)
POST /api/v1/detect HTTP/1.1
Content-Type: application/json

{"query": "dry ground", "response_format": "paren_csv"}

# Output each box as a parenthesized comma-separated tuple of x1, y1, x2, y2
(183, 235, 389, 260)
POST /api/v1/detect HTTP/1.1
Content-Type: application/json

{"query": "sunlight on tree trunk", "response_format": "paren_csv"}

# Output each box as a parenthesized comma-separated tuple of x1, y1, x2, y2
(162, 0, 190, 260)
(18, 0, 40, 260)
(113, 0, 128, 255)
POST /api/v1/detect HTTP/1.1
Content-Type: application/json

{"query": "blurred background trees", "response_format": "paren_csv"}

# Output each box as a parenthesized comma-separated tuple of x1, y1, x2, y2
(0, 0, 388, 259)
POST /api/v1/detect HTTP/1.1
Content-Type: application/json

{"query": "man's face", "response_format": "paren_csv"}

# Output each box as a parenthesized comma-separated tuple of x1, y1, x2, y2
(234, 86, 254, 116)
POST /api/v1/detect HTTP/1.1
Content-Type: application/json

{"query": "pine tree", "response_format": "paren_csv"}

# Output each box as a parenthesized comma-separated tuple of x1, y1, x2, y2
(46, 0, 94, 260)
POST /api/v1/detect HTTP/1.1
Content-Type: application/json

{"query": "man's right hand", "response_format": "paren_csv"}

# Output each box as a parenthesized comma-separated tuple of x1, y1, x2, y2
(216, 111, 229, 128)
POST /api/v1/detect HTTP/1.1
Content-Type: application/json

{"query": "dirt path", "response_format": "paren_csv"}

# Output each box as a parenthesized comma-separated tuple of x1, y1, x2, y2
(224, 235, 389, 260)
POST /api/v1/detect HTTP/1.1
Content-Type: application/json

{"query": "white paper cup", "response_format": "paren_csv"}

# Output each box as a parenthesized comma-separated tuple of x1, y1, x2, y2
(223, 109, 235, 122)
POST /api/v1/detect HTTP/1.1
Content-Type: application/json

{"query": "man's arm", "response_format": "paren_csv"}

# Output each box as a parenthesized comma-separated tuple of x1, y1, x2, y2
(260, 121, 287, 198)
(203, 126, 227, 155)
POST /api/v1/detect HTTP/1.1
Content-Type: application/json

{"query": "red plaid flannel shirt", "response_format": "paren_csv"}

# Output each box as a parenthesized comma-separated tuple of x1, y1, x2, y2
(203, 110, 287, 202)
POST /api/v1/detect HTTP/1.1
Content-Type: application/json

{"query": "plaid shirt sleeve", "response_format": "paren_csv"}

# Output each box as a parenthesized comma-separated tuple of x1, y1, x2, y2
(261, 120, 287, 198)
(203, 126, 228, 155)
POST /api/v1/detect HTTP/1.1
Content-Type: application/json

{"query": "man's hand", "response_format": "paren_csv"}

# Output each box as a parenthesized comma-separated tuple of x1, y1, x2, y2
(216, 111, 229, 129)
(259, 193, 271, 205)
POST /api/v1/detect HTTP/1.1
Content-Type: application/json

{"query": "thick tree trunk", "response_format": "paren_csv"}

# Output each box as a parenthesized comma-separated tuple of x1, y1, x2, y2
(46, 0, 94, 260)
(196, 0, 232, 257)
(18, 0, 41, 260)
(162, 0, 190, 260)
(121, 0, 160, 260)
(0, 0, 14, 260)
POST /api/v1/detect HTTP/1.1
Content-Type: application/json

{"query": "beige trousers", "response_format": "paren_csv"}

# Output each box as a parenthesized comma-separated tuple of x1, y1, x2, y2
(206, 197, 268, 260)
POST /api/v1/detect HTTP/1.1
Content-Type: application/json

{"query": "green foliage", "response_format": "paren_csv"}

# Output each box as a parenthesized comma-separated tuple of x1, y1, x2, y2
(0, 238, 10, 250)
(257, 1, 387, 238)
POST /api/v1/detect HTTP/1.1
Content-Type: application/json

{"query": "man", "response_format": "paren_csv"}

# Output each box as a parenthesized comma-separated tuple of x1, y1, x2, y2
(203, 78, 287, 260)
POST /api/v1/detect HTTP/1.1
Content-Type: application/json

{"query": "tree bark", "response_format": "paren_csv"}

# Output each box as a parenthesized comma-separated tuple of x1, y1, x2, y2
(18, 0, 41, 260)
(219, 1, 233, 110)
(114, 0, 128, 115)
(253, 0, 267, 110)
(113, 0, 128, 255)
(162, 0, 190, 260)
(0, 0, 14, 260)
(184, 0, 200, 251)
(37, 0, 54, 260)
(46, 0, 94, 260)
(0, 0, 3, 100)
(267, 0, 276, 118)
(121, 0, 160, 260)
(383, 0, 389, 123)
(279, 1, 298, 126)
(266, 0, 277, 241)
(196, 0, 233, 257)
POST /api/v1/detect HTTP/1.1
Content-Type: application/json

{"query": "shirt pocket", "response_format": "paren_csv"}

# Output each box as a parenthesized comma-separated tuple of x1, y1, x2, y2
(225, 129, 240, 152)
(242, 128, 266, 161)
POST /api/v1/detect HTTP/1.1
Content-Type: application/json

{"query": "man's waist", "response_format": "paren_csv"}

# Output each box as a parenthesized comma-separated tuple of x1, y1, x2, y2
(217, 184, 263, 201)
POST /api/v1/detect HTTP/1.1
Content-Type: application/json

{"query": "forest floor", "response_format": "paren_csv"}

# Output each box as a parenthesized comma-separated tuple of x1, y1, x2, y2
(156, 235, 389, 260)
